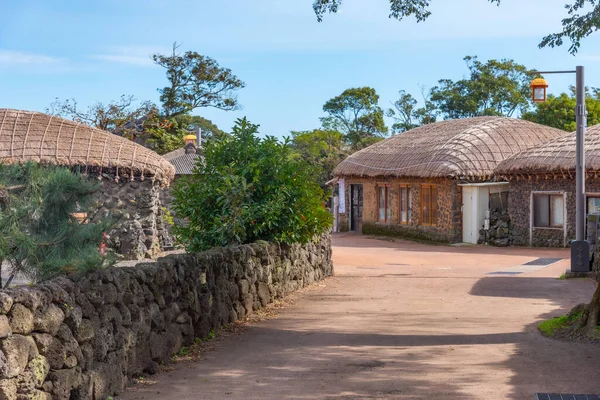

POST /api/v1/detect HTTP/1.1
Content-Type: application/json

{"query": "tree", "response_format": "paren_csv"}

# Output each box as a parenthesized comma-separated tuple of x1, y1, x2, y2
(312, 0, 598, 54)
(540, 1, 600, 54)
(522, 87, 600, 131)
(174, 114, 227, 140)
(321, 87, 388, 149)
(387, 89, 437, 133)
(0, 163, 114, 286)
(47, 95, 156, 139)
(429, 56, 532, 119)
(172, 118, 332, 252)
(290, 129, 348, 187)
(153, 43, 246, 118)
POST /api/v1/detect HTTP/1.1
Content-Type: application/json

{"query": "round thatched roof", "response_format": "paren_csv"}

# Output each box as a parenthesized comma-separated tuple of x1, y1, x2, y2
(496, 123, 600, 175)
(333, 117, 566, 179)
(0, 109, 175, 183)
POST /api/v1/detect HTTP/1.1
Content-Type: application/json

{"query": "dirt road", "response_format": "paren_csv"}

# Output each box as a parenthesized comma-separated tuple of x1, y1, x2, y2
(119, 234, 600, 399)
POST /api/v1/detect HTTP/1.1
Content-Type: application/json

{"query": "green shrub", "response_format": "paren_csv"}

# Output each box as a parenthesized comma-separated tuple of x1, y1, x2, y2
(172, 118, 332, 252)
(0, 163, 115, 285)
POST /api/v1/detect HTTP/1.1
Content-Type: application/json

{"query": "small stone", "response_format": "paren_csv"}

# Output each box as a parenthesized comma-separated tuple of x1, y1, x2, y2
(0, 335, 30, 378)
(74, 319, 95, 343)
(24, 355, 50, 388)
(0, 293, 13, 315)
(31, 333, 53, 354)
(63, 355, 77, 368)
(0, 378, 17, 400)
(33, 304, 65, 335)
(0, 315, 12, 338)
(8, 304, 34, 335)
(175, 313, 189, 324)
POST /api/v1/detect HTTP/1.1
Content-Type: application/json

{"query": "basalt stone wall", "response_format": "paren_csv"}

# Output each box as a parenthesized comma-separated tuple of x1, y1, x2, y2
(0, 235, 333, 400)
(507, 178, 600, 247)
(89, 174, 171, 260)
(337, 177, 461, 243)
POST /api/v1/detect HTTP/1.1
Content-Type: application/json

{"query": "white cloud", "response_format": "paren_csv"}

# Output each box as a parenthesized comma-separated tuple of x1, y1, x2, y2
(90, 54, 154, 66)
(90, 45, 170, 66)
(0, 50, 62, 67)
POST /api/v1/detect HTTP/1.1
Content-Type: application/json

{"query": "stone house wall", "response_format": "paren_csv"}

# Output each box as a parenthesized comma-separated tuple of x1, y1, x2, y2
(0, 235, 333, 400)
(88, 174, 171, 260)
(508, 177, 600, 247)
(337, 177, 462, 243)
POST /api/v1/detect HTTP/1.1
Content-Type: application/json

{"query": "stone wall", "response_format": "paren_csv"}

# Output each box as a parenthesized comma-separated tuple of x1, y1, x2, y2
(89, 175, 171, 260)
(337, 177, 461, 243)
(507, 178, 600, 247)
(0, 235, 333, 400)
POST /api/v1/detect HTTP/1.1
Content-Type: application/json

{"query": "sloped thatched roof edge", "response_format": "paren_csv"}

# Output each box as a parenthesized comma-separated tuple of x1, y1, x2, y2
(333, 117, 566, 179)
(495, 124, 600, 175)
(0, 109, 175, 184)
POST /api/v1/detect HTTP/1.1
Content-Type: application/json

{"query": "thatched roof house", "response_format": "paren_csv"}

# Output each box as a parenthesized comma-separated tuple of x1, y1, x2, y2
(332, 117, 566, 244)
(495, 124, 600, 247)
(0, 109, 175, 260)
(0, 109, 175, 184)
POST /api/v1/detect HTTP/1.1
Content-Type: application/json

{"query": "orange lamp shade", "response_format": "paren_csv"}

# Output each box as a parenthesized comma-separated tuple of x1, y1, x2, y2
(530, 77, 549, 103)
(184, 134, 197, 146)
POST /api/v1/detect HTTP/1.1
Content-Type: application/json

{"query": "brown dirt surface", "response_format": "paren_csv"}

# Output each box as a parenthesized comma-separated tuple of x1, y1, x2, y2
(118, 233, 600, 400)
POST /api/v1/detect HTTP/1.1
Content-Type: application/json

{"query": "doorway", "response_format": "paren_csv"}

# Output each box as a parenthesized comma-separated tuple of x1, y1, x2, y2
(350, 184, 363, 231)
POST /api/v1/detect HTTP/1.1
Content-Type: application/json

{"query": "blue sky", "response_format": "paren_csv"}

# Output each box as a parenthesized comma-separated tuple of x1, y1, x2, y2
(2, 0, 600, 137)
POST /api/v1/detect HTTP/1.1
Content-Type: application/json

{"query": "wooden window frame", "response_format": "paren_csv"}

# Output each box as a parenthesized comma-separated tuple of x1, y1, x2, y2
(399, 184, 411, 224)
(377, 184, 392, 223)
(533, 193, 564, 229)
(420, 184, 438, 227)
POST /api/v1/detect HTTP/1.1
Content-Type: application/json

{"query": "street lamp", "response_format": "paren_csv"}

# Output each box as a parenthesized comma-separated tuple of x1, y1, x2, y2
(530, 77, 548, 102)
(531, 66, 588, 272)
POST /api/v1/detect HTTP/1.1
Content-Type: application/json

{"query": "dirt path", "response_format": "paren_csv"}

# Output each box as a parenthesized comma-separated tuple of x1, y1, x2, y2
(119, 234, 600, 399)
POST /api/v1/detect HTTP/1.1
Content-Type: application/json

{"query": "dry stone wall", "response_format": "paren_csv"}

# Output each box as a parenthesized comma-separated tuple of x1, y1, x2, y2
(508, 178, 600, 247)
(0, 235, 333, 400)
(89, 175, 171, 260)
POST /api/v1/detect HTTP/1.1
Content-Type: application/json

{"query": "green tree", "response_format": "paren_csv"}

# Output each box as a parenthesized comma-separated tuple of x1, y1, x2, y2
(175, 114, 227, 140)
(0, 163, 114, 286)
(321, 87, 388, 149)
(312, 0, 598, 54)
(290, 129, 348, 187)
(153, 43, 246, 118)
(172, 118, 332, 252)
(387, 89, 437, 133)
(522, 87, 600, 132)
(429, 56, 532, 119)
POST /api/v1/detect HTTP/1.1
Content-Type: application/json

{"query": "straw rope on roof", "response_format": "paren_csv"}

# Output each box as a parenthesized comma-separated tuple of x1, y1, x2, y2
(333, 117, 566, 179)
(0, 109, 175, 183)
(496, 124, 600, 176)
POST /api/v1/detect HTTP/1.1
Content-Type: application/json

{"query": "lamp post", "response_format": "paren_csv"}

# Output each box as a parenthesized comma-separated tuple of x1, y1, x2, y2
(531, 67, 589, 272)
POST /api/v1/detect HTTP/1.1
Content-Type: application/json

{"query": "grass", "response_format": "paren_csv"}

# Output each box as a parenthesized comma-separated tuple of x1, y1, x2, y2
(557, 273, 566, 280)
(538, 312, 582, 336)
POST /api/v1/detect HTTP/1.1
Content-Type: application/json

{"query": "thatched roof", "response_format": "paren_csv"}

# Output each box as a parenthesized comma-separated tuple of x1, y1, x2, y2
(333, 117, 566, 180)
(496, 123, 600, 176)
(0, 109, 175, 183)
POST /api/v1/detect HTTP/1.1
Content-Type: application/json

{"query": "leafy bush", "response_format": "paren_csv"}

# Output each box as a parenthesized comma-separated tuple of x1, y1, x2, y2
(0, 163, 115, 285)
(172, 118, 332, 252)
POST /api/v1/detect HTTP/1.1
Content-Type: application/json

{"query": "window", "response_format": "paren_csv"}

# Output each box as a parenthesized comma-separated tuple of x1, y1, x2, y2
(400, 185, 412, 224)
(377, 185, 391, 222)
(420, 185, 438, 226)
(533, 193, 564, 228)
(587, 196, 600, 215)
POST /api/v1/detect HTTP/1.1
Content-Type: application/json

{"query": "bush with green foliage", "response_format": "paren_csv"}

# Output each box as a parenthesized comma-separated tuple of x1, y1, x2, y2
(172, 118, 333, 252)
(0, 163, 115, 285)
